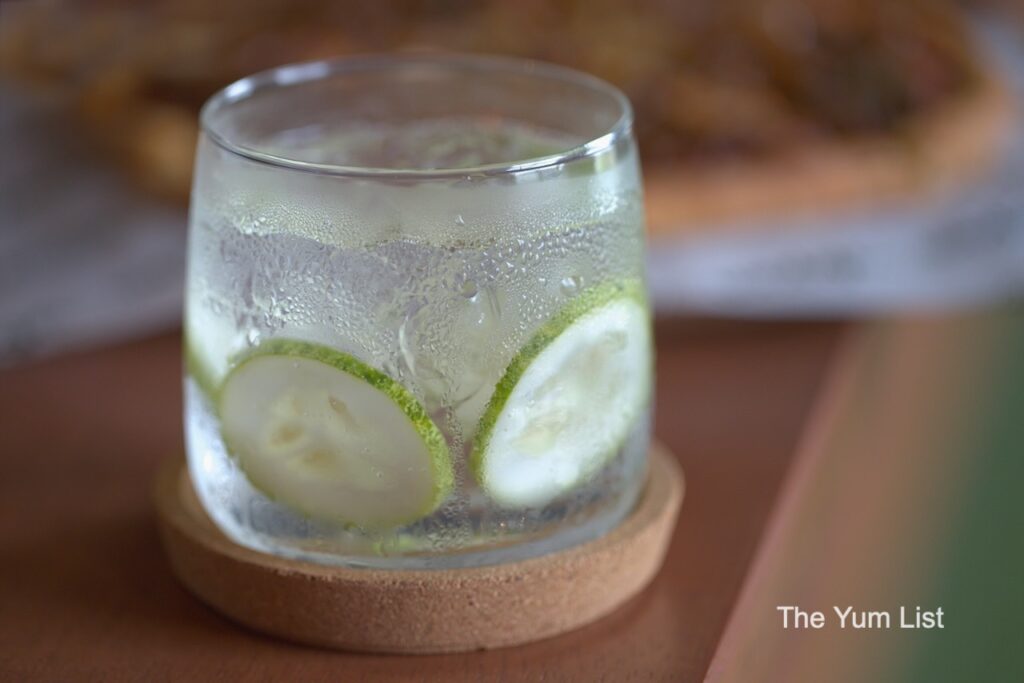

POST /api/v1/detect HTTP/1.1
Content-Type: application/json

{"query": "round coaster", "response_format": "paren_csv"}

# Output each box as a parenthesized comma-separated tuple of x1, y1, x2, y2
(155, 444, 684, 654)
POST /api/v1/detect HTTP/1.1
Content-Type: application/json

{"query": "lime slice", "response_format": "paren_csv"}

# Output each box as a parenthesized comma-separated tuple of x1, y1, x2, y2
(471, 280, 652, 507)
(218, 339, 453, 529)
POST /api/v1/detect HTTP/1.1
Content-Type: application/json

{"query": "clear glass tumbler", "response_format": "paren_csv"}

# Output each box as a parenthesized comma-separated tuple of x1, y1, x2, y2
(184, 55, 652, 568)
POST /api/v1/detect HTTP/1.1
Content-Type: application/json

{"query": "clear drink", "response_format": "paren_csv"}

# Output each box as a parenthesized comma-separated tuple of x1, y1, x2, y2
(184, 56, 651, 568)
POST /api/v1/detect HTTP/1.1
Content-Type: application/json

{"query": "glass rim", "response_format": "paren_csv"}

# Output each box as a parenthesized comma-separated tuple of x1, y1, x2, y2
(199, 53, 634, 180)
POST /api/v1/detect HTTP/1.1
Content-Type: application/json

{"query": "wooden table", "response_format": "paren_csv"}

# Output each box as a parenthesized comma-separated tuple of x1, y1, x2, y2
(0, 321, 841, 682)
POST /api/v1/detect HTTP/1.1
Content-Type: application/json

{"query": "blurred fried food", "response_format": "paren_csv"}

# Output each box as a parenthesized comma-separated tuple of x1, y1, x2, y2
(0, 0, 1005, 207)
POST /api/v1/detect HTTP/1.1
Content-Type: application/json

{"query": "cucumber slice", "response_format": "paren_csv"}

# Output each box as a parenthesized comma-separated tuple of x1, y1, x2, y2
(471, 280, 652, 507)
(183, 281, 239, 399)
(218, 340, 453, 529)
(184, 319, 224, 400)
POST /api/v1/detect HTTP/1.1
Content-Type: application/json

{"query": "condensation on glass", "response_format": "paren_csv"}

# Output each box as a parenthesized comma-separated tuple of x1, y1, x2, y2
(184, 55, 651, 569)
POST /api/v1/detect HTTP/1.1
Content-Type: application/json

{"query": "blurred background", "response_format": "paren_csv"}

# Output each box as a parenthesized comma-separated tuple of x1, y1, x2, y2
(2, 0, 1023, 360)
(1, 1, 1022, 681)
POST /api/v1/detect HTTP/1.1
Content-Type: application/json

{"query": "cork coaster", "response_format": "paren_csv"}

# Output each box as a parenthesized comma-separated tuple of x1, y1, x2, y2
(154, 444, 684, 654)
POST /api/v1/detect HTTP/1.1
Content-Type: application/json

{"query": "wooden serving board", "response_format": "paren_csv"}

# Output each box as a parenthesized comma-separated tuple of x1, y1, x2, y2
(644, 73, 1014, 238)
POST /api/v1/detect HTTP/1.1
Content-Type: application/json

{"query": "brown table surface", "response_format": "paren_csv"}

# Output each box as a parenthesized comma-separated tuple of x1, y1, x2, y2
(0, 321, 840, 682)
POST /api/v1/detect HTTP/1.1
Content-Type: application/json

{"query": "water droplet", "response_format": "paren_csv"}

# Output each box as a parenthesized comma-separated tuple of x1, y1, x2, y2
(560, 275, 583, 296)
(246, 329, 262, 346)
(454, 214, 466, 226)
(459, 279, 479, 299)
